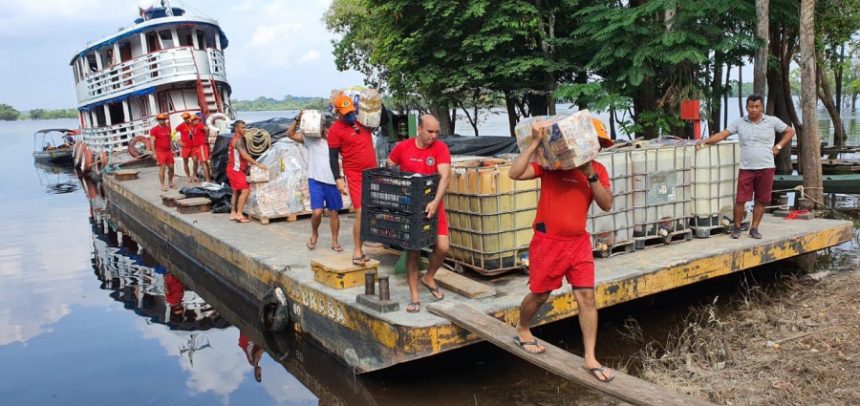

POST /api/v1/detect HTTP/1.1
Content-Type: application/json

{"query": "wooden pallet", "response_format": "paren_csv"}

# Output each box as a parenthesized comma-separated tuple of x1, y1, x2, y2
(634, 229, 693, 250)
(593, 240, 637, 258)
(247, 208, 352, 225)
(175, 197, 212, 214)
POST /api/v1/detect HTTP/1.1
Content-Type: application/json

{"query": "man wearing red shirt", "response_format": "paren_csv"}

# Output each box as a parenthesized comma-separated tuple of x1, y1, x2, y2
(387, 114, 451, 313)
(327, 93, 377, 265)
(175, 112, 199, 183)
(149, 113, 175, 191)
(508, 121, 616, 383)
(191, 115, 211, 183)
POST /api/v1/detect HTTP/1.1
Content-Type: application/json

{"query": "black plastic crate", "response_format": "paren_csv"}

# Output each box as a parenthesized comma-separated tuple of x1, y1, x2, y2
(362, 168, 440, 214)
(360, 207, 437, 250)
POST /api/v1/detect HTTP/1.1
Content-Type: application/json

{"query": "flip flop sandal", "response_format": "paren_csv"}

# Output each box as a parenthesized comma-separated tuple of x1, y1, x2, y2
(238, 218, 250, 223)
(331, 244, 343, 252)
(406, 301, 421, 313)
(583, 366, 615, 383)
(352, 256, 369, 266)
(420, 279, 445, 301)
(513, 336, 545, 354)
(307, 236, 318, 250)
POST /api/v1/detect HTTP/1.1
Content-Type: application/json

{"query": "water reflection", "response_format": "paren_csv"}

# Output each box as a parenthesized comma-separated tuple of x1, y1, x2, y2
(33, 160, 79, 195)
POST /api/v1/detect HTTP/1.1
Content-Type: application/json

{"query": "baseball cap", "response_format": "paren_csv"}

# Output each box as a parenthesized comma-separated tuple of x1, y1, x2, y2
(332, 94, 356, 115)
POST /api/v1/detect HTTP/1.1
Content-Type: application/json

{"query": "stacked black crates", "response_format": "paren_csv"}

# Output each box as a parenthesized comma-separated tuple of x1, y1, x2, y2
(360, 168, 440, 250)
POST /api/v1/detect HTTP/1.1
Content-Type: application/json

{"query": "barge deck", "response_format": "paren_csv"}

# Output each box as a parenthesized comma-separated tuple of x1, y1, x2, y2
(102, 167, 855, 373)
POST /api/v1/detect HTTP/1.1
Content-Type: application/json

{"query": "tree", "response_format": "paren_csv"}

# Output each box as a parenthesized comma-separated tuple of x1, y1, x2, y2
(0, 104, 20, 121)
(29, 109, 46, 120)
(799, 0, 823, 210)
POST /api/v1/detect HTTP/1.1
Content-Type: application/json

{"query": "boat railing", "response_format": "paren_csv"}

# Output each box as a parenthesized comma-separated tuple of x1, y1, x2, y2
(77, 47, 227, 106)
(82, 117, 151, 152)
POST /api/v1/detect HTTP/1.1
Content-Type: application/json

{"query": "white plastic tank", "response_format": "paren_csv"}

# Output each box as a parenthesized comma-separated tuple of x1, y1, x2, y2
(691, 140, 739, 217)
(627, 142, 693, 245)
(586, 150, 635, 256)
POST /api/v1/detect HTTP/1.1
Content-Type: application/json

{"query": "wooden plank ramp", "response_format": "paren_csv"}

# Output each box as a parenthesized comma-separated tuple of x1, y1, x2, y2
(427, 302, 714, 406)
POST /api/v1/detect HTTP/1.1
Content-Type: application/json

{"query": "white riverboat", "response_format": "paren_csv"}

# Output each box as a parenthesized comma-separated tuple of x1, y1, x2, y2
(71, 1, 232, 172)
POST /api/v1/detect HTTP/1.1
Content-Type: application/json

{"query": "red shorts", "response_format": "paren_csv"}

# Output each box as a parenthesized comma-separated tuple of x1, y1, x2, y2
(737, 168, 775, 204)
(181, 146, 194, 159)
(344, 169, 363, 209)
(155, 149, 174, 166)
(227, 169, 249, 191)
(194, 144, 210, 161)
(528, 231, 594, 293)
(436, 206, 449, 236)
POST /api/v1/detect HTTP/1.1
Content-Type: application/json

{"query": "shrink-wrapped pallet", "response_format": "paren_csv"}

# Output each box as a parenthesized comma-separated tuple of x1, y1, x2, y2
(244, 141, 309, 218)
(515, 110, 601, 170)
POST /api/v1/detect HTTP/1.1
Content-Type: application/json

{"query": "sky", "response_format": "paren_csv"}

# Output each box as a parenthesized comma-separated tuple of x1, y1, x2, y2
(0, 0, 365, 110)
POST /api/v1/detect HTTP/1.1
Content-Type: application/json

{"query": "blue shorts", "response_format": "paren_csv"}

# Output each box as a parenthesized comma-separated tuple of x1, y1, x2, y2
(309, 178, 343, 211)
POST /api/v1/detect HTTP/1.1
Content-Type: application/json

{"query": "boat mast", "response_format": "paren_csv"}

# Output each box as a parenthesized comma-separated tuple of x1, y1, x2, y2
(162, 0, 174, 16)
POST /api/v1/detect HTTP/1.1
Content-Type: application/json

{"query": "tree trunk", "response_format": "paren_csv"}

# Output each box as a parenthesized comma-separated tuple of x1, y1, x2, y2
(430, 104, 454, 135)
(504, 90, 518, 138)
(817, 52, 846, 148)
(767, 25, 792, 175)
(633, 80, 658, 139)
(609, 107, 617, 140)
(738, 62, 743, 114)
(835, 43, 844, 114)
(724, 63, 731, 129)
(781, 43, 804, 172)
(526, 92, 549, 117)
(799, 0, 823, 210)
(754, 0, 770, 96)
(710, 54, 724, 133)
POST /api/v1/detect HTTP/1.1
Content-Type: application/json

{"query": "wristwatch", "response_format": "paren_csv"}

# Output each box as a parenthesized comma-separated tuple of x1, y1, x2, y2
(587, 174, 599, 183)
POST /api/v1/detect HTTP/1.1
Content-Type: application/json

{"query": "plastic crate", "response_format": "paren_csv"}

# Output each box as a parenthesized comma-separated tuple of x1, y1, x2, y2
(362, 168, 440, 214)
(360, 207, 437, 250)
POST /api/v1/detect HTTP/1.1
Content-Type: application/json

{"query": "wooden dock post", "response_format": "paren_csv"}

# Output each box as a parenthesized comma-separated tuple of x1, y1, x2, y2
(426, 302, 714, 406)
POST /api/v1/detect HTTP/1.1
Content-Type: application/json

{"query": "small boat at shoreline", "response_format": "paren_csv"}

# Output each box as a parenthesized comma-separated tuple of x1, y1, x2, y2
(33, 128, 79, 165)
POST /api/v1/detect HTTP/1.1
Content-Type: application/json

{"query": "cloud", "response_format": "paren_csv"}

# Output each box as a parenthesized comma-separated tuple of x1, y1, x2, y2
(297, 49, 321, 64)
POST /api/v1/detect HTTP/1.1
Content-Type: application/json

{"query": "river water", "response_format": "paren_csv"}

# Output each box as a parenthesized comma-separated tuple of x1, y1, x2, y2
(0, 107, 857, 405)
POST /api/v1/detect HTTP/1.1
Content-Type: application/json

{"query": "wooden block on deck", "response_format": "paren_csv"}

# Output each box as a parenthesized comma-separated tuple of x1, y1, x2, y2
(311, 255, 381, 289)
(426, 302, 713, 406)
(175, 197, 212, 214)
(112, 169, 139, 181)
(434, 269, 496, 299)
(160, 191, 185, 207)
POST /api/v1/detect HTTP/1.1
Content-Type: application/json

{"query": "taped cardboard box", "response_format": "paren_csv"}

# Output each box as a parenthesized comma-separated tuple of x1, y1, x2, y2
(515, 110, 601, 170)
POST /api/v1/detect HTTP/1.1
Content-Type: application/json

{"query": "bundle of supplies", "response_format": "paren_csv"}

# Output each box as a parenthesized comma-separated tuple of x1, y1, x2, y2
(244, 141, 309, 218)
(299, 110, 324, 138)
(515, 110, 601, 170)
(330, 86, 383, 127)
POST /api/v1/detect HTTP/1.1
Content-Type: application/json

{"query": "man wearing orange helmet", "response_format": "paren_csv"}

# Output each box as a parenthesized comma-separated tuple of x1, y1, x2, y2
(175, 112, 199, 183)
(327, 93, 377, 265)
(149, 113, 175, 191)
(191, 114, 211, 183)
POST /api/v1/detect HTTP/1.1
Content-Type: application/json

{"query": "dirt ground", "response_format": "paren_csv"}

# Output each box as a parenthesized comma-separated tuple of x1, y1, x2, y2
(631, 252, 860, 405)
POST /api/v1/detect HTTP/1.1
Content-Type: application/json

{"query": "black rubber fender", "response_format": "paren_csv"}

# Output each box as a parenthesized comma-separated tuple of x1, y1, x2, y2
(259, 287, 290, 333)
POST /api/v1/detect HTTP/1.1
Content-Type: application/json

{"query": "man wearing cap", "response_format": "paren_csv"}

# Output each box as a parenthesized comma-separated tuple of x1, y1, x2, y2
(175, 112, 199, 183)
(508, 120, 616, 383)
(327, 93, 377, 265)
(191, 115, 211, 183)
(149, 113, 175, 191)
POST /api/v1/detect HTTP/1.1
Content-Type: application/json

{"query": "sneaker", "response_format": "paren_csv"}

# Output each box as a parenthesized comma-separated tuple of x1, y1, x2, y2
(731, 225, 741, 239)
(749, 228, 763, 239)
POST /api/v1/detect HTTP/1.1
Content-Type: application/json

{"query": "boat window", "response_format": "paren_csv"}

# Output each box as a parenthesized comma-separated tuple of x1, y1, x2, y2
(108, 102, 125, 124)
(196, 31, 206, 49)
(159, 30, 174, 49)
(178, 28, 193, 47)
(119, 42, 132, 62)
(158, 92, 175, 113)
(86, 54, 98, 73)
(147, 32, 161, 53)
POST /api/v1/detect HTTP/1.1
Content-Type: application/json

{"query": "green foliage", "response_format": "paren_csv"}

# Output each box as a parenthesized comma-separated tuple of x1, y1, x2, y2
(26, 108, 78, 120)
(230, 96, 329, 112)
(0, 104, 21, 121)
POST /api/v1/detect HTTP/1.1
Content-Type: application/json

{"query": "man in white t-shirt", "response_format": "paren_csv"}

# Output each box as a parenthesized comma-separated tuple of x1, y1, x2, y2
(286, 111, 344, 251)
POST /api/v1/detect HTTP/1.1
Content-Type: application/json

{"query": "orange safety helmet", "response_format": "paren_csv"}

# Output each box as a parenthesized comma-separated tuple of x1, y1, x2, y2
(591, 118, 614, 148)
(332, 94, 356, 115)
(156, 113, 168, 120)
(181, 112, 192, 119)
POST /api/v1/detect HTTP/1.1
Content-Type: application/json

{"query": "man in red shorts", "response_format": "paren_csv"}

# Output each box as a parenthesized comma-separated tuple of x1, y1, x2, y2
(327, 93, 377, 265)
(191, 114, 211, 183)
(227, 120, 267, 223)
(149, 113, 175, 191)
(175, 112, 199, 183)
(387, 114, 450, 313)
(698, 94, 795, 239)
(509, 121, 615, 383)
